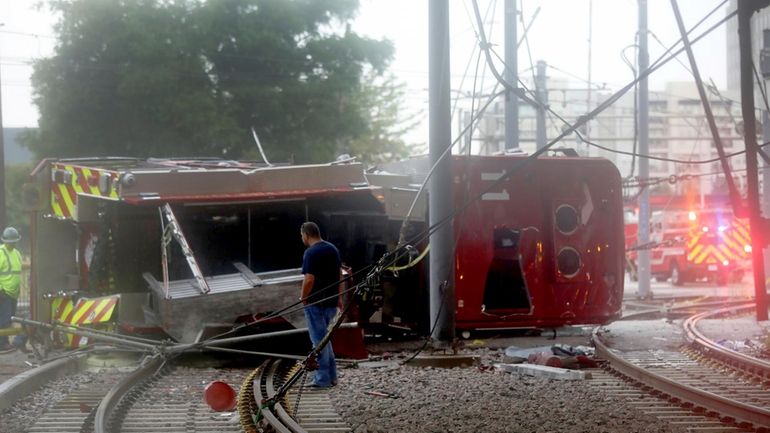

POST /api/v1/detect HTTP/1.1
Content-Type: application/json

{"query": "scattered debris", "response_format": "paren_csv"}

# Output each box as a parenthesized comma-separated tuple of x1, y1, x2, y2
(495, 363, 592, 380)
(717, 339, 755, 351)
(527, 351, 563, 368)
(357, 361, 400, 370)
(365, 390, 399, 399)
(504, 344, 597, 369)
(539, 326, 592, 338)
(477, 364, 496, 373)
(504, 345, 552, 359)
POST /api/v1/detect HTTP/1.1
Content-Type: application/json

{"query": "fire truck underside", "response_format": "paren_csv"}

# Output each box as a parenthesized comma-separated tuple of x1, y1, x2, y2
(28, 159, 391, 343)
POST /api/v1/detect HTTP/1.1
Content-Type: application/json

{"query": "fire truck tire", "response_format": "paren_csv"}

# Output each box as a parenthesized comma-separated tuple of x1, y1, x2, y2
(716, 274, 728, 286)
(671, 262, 685, 286)
(730, 271, 744, 284)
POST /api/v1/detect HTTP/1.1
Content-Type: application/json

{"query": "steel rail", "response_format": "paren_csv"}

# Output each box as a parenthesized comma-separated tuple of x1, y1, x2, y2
(619, 299, 754, 321)
(683, 303, 770, 380)
(593, 312, 770, 429)
(170, 322, 360, 352)
(53, 320, 165, 345)
(266, 360, 308, 433)
(12, 316, 160, 351)
(248, 359, 296, 433)
(93, 354, 165, 433)
(0, 352, 90, 411)
(240, 358, 345, 433)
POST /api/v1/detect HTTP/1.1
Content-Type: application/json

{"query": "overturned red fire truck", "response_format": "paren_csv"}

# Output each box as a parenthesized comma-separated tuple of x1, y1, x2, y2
(372, 153, 625, 331)
(24, 152, 624, 345)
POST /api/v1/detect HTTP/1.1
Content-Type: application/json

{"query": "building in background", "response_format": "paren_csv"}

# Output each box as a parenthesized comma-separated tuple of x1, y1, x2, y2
(725, 0, 770, 98)
(469, 76, 745, 201)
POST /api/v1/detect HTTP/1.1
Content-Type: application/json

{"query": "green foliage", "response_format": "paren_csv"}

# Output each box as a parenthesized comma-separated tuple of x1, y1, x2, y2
(4, 164, 33, 234)
(344, 74, 417, 164)
(24, 0, 411, 163)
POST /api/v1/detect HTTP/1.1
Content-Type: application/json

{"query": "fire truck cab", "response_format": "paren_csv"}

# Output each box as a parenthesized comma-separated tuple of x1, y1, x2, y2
(648, 209, 750, 286)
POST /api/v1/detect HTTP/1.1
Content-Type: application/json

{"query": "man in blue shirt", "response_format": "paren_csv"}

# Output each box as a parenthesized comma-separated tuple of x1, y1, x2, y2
(300, 222, 341, 388)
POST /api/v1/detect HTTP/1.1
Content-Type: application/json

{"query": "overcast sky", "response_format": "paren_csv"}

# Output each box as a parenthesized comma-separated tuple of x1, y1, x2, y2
(1, 0, 729, 144)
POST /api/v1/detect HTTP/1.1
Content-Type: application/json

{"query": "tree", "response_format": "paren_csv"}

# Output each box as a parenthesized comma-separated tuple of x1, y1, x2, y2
(23, 0, 409, 163)
(343, 74, 418, 164)
(4, 164, 33, 251)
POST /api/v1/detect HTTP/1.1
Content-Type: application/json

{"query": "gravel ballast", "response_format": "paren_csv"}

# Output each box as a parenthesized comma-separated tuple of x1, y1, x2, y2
(0, 366, 125, 433)
(329, 347, 686, 433)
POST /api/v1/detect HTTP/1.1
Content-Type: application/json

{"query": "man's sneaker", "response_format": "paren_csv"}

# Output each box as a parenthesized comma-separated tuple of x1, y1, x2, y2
(0, 344, 14, 354)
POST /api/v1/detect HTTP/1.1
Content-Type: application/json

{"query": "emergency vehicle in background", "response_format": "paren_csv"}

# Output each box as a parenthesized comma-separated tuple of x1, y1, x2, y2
(646, 208, 751, 285)
(623, 207, 639, 281)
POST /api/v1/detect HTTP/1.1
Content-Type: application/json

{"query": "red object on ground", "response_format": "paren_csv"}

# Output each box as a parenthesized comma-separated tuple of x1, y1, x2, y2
(331, 326, 368, 360)
(204, 381, 237, 412)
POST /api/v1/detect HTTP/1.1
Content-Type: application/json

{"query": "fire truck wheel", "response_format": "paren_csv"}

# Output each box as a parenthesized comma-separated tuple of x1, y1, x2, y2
(716, 273, 729, 286)
(671, 262, 685, 286)
(730, 271, 744, 284)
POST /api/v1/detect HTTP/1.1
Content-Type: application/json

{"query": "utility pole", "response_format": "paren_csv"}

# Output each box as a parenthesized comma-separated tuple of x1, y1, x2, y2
(738, 1, 769, 321)
(762, 107, 770, 284)
(586, 0, 593, 143)
(428, 0, 455, 343)
(0, 23, 5, 231)
(637, 0, 652, 299)
(504, 0, 519, 151)
(761, 29, 770, 291)
(535, 60, 547, 150)
(0, 48, 5, 231)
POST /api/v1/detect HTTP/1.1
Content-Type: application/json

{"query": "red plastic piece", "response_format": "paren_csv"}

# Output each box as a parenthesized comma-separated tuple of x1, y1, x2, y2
(203, 381, 237, 412)
(331, 326, 368, 360)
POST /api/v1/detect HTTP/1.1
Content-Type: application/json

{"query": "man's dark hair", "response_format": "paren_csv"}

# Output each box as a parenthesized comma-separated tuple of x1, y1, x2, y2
(301, 221, 321, 238)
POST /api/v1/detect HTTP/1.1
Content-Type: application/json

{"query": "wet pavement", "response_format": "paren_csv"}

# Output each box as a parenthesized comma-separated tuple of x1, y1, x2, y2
(620, 275, 769, 355)
(623, 275, 757, 300)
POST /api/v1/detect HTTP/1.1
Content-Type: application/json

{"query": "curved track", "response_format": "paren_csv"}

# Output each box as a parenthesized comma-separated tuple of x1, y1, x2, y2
(683, 304, 770, 384)
(238, 359, 350, 433)
(593, 302, 770, 432)
(1, 349, 350, 433)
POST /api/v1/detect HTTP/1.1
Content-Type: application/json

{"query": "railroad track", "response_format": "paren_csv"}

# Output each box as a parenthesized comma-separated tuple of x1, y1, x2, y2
(593, 303, 770, 432)
(0, 362, 28, 385)
(238, 358, 350, 433)
(2, 349, 350, 433)
(100, 355, 350, 432)
(620, 297, 754, 320)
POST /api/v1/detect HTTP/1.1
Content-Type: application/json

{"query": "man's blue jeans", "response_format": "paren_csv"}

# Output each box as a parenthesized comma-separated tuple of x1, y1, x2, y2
(303, 305, 338, 386)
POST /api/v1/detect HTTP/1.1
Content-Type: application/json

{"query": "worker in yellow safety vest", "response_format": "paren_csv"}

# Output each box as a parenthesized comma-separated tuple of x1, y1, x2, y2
(0, 227, 24, 351)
